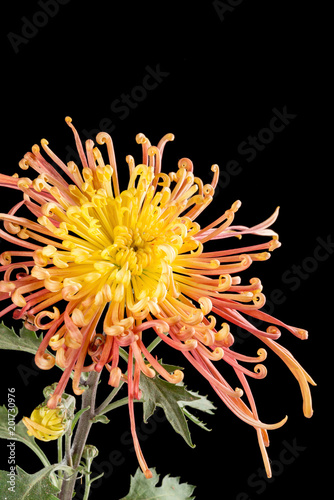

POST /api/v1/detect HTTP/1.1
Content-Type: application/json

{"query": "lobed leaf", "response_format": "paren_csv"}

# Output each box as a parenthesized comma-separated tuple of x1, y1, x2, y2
(0, 405, 50, 467)
(0, 466, 60, 500)
(120, 468, 196, 500)
(0, 322, 48, 356)
(139, 364, 216, 447)
(140, 373, 199, 448)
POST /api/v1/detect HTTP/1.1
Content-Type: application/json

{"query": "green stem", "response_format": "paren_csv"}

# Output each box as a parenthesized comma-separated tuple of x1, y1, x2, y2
(82, 458, 93, 500)
(58, 435, 63, 464)
(57, 436, 63, 483)
(64, 429, 73, 468)
(58, 371, 101, 500)
(95, 380, 124, 416)
(97, 395, 142, 416)
(146, 335, 163, 353)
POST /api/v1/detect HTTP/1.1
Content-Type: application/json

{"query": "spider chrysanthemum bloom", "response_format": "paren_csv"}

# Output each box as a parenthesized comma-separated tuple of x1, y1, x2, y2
(0, 117, 315, 478)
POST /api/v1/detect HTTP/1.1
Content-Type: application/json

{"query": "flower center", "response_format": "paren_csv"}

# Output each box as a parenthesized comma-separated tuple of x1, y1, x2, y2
(32, 172, 190, 309)
(101, 225, 155, 276)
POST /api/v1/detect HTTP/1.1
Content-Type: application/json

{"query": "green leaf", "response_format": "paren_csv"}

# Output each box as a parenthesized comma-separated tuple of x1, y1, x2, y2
(178, 389, 216, 432)
(0, 405, 50, 468)
(0, 322, 73, 378)
(91, 414, 110, 424)
(0, 322, 47, 356)
(0, 464, 74, 500)
(139, 372, 201, 448)
(71, 406, 90, 433)
(120, 468, 196, 500)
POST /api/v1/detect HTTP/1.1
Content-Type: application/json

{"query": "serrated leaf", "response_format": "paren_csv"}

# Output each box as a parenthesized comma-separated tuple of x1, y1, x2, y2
(120, 468, 196, 500)
(0, 405, 50, 467)
(178, 389, 216, 432)
(178, 389, 216, 414)
(0, 322, 50, 356)
(139, 360, 216, 446)
(139, 373, 200, 448)
(0, 465, 60, 500)
(0, 322, 72, 378)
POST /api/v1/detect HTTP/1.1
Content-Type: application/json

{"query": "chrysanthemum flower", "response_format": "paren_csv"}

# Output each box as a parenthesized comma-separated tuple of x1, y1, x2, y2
(22, 403, 67, 441)
(0, 117, 315, 478)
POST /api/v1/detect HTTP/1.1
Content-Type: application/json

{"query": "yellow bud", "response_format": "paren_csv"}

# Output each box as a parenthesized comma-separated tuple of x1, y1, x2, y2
(22, 404, 67, 442)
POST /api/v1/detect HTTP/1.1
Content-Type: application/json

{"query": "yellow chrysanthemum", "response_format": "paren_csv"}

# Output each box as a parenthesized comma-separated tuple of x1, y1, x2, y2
(0, 117, 315, 478)
(22, 404, 67, 441)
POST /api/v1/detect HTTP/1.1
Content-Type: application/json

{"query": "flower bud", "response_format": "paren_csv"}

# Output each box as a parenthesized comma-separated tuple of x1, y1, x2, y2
(22, 403, 67, 441)
(82, 444, 99, 461)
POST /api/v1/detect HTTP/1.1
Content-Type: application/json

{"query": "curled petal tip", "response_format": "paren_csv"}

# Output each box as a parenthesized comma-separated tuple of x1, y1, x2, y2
(257, 348, 267, 361)
(254, 364, 267, 378)
(35, 352, 56, 370)
(171, 369, 184, 383)
(144, 469, 153, 479)
(235, 387, 243, 398)
(47, 394, 62, 409)
(136, 133, 148, 144)
(19, 158, 30, 170)
(147, 146, 158, 157)
(168, 133, 175, 141)
(299, 329, 308, 340)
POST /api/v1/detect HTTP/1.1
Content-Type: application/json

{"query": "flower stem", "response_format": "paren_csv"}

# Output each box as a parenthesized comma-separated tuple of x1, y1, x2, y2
(57, 436, 63, 484)
(58, 435, 63, 465)
(95, 380, 124, 416)
(59, 371, 101, 500)
(82, 457, 93, 500)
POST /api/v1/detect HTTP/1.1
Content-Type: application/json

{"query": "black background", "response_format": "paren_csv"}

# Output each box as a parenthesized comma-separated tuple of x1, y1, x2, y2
(1, 1, 330, 499)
